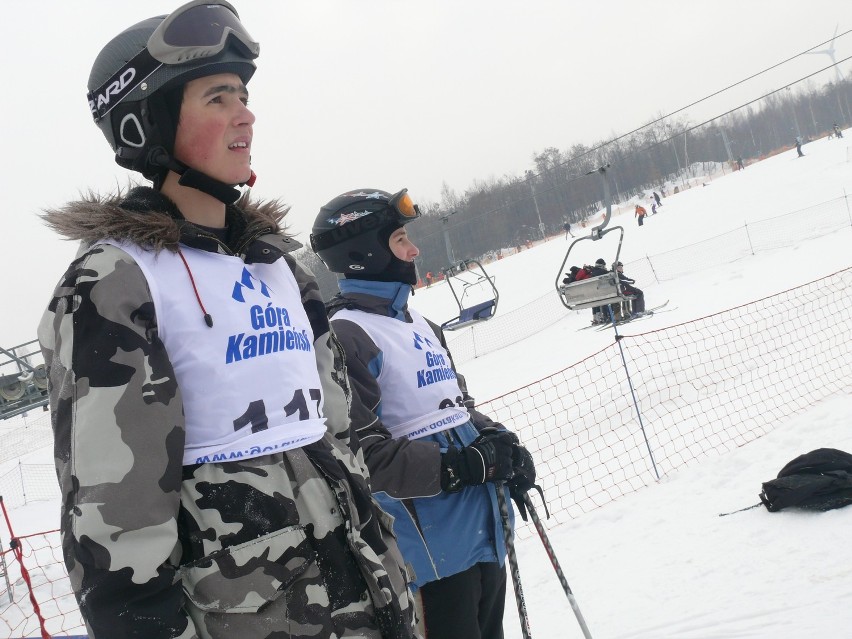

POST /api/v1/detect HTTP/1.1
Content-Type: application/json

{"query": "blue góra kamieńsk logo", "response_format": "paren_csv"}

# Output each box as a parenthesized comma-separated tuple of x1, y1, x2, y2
(225, 268, 311, 364)
(412, 331, 435, 351)
(232, 267, 272, 303)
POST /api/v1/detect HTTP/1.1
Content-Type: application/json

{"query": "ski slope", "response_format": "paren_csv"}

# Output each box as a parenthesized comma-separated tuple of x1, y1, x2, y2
(3, 132, 852, 638)
(411, 132, 852, 638)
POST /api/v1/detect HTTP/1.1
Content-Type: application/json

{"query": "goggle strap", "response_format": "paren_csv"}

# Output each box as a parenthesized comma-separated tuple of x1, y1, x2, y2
(88, 48, 163, 122)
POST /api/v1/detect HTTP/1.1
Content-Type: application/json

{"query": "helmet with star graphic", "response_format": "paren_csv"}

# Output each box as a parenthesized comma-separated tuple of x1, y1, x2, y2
(310, 188, 421, 282)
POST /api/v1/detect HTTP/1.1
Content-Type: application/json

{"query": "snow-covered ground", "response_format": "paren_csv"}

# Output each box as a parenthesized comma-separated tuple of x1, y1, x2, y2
(3, 132, 852, 638)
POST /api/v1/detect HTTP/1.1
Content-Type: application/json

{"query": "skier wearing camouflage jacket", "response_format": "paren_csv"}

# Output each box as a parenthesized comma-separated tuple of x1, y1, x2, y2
(37, 3, 416, 638)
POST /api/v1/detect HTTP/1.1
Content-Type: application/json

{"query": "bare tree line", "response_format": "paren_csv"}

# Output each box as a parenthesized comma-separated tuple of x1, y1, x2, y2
(299, 77, 852, 300)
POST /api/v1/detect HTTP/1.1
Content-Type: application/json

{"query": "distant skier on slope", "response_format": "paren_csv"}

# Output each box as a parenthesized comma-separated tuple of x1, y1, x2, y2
(635, 204, 648, 226)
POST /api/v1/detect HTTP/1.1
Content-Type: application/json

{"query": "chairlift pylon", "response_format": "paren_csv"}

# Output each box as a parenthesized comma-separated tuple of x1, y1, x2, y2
(440, 258, 499, 331)
(555, 165, 632, 310)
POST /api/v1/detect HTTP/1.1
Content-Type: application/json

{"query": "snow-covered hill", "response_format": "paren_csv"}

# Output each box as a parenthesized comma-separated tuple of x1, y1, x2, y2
(3, 132, 852, 638)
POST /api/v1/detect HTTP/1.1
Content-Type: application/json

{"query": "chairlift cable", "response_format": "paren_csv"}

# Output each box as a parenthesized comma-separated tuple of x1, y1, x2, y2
(413, 49, 852, 244)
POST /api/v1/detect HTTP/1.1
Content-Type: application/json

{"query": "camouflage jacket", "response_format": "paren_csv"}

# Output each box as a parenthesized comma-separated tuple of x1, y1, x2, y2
(38, 187, 417, 639)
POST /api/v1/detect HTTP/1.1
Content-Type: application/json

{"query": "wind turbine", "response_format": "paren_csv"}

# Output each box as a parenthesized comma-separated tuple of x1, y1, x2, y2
(805, 24, 843, 83)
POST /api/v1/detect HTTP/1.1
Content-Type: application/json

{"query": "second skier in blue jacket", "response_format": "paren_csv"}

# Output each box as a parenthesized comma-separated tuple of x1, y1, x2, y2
(310, 188, 538, 639)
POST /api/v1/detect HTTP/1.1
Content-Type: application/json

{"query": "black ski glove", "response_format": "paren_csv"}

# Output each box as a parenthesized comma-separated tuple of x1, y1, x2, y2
(507, 444, 547, 521)
(441, 427, 517, 493)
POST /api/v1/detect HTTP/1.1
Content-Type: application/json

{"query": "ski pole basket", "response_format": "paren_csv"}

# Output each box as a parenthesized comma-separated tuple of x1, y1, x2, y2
(440, 259, 499, 331)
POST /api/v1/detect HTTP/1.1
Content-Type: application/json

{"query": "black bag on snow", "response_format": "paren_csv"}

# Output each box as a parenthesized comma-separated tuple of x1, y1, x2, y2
(759, 448, 852, 512)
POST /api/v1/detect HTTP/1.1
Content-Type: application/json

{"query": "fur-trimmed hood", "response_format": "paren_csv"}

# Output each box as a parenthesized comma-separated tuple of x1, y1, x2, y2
(41, 186, 299, 254)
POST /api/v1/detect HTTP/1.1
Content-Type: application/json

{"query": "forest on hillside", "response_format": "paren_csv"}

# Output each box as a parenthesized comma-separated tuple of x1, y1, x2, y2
(299, 77, 852, 299)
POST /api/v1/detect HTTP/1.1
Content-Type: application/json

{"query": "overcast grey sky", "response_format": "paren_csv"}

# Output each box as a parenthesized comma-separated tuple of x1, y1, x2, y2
(2, 0, 849, 346)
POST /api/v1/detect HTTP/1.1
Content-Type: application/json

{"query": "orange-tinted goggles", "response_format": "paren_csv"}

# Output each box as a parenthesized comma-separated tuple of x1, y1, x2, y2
(389, 188, 421, 222)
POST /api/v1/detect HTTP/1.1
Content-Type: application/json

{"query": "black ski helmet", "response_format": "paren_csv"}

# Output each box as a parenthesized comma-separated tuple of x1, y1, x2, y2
(310, 188, 421, 279)
(87, 0, 258, 200)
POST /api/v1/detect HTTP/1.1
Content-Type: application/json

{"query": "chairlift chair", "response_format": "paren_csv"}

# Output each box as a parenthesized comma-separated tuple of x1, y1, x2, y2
(555, 165, 634, 312)
(440, 259, 499, 331)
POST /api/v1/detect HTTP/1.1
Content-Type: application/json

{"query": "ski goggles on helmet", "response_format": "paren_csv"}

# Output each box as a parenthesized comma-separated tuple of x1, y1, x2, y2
(388, 188, 421, 223)
(310, 189, 420, 253)
(88, 1, 258, 122)
(147, 0, 259, 65)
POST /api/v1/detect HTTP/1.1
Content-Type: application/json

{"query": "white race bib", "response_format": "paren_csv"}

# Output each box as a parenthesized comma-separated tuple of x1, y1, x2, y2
(332, 308, 469, 440)
(104, 241, 327, 464)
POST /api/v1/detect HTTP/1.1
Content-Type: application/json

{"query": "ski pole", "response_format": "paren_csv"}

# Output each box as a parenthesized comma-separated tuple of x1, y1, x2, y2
(523, 494, 594, 639)
(496, 482, 533, 639)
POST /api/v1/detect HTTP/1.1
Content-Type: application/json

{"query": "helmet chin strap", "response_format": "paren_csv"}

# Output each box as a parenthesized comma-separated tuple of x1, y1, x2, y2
(148, 147, 255, 205)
